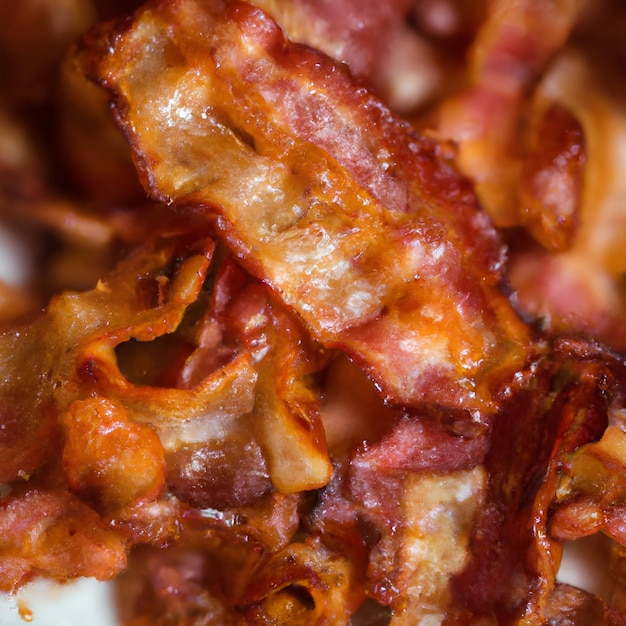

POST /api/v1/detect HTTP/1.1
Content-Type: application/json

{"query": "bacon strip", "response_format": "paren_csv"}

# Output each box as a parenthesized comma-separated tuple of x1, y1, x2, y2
(83, 0, 532, 414)
(177, 258, 332, 493)
(0, 224, 222, 587)
(249, 0, 440, 112)
(437, 0, 585, 227)
(509, 49, 626, 352)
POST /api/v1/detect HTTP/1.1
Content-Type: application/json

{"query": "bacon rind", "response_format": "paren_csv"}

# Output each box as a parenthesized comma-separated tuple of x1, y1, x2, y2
(82, 0, 533, 414)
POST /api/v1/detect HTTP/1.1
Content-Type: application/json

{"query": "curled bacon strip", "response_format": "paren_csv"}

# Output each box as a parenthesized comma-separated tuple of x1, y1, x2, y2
(0, 221, 212, 484)
(0, 222, 218, 588)
(0, 209, 337, 589)
(436, 0, 585, 227)
(241, 538, 360, 624)
(166, 256, 332, 495)
(82, 0, 532, 415)
(509, 49, 626, 352)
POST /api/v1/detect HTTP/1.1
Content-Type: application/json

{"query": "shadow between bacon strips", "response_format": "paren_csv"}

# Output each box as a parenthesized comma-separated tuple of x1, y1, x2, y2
(1, 0, 626, 624)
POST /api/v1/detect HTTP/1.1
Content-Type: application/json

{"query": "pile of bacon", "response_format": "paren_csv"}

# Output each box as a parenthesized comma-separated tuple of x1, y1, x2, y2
(1, 0, 626, 623)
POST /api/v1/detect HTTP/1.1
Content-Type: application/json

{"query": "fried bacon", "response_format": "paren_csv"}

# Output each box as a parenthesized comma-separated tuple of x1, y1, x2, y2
(0, 223, 214, 588)
(81, 0, 532, 416)
(509, 48, 626, 352)
(0, 221, 211, 485)
(436, 0, 586, 227)
(249, 0, 441, 113)
(1, 0, 626, 624)
(0, 210, 331, 590)
(168, 256, 332, 495)
(434, 0, 626, 353)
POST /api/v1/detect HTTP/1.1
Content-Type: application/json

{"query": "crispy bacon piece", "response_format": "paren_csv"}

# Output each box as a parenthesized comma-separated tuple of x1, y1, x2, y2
(0, 486, 127, 592)
(548, 351, 626, 547)
(509, 49, 626, 352)
(0, 222, 223, 587)
(166, 256, 332, 496)
(436, 0, 585, 227)
(448, 344, 626, 623)
(308, 341, 626, 623)
(209, 262, 332, 493)
(0, 207, 336, 589)
(0, 222, 212, 485)
(434, 1, 626, 353)
(241, 538, 361, 624)
(115, 492, 303, 625)
(81, 0, 532, 415)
